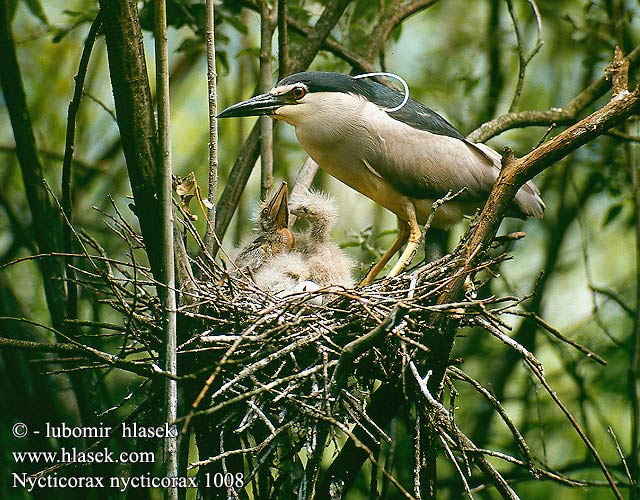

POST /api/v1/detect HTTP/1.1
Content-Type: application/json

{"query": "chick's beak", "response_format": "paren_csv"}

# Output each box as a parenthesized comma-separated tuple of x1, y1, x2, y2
(217, 92, 288, 118)
(267, 181, 289, 230)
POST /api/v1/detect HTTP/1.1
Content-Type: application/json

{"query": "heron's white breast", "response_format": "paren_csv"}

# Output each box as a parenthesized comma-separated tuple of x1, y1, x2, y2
(276, 92, 494, 227)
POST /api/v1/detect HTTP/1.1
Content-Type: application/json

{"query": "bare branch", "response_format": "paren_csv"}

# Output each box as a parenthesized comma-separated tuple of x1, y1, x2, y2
(203, 0, 220, 254)
(469, 44, 640, 142)
(626, 117, 640, 499)
(62, 11, 103, 330)
(259, 0, 274, 199)
(504, 0, 543, 112)
(277, 0, 289, 78)
(153, 0, 178, 493)
(363, 0, 442, 62)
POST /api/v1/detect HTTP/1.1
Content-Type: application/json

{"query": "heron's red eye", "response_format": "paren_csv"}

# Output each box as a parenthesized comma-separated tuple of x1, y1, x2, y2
(292, 86, 306, 99)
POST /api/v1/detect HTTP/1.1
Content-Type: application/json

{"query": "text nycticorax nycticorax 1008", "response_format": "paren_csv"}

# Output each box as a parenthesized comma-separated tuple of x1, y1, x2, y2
(219, 72, 545, 284)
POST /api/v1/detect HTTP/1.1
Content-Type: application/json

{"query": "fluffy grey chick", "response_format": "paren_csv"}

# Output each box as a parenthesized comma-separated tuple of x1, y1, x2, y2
(253, 252, 311, 293)
(290, 190, 354, 289)
(234, 182, 295, 272)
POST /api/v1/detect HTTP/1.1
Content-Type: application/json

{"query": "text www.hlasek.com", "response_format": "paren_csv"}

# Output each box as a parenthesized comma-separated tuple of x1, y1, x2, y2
(13, 448, 154, 465)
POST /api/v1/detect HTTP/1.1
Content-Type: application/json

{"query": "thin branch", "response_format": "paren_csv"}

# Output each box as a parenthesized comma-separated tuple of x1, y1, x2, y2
(61, 10, 103, 331)
(525, 358, 624, 500)
(448, 366, 535, 473)
(627, 117, 640, 500)
(277, 0, 289, 78)
(153, 0, 178, 495)
(506, 310, 607, 365)
(203, 0, 219, 254)
(469, 44, 640, 142)
(0, 144, 103, 171)
(259, 0, 274, 200)
(0, 327, 161, 379)
(505, 0, 543, 112)
(241, 0, 376, 73)
(288, 0, 352, 71)
(607, 426, 634, 488)
(481, 0, 504, 122)
(408, 363, 520, 500)
(363, 0, 441, 62)
(331, 306, 400, 395)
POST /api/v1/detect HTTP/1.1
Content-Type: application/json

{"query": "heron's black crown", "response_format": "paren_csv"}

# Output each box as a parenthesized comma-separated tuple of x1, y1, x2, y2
(277, 72, 466, 141)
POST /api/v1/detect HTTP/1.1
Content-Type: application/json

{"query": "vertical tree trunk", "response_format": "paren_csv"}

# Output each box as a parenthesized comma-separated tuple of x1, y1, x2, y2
(98, 0, 163, 280)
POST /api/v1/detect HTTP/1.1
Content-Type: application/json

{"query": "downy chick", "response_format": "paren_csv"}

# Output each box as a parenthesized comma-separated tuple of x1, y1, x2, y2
(290, 190, 354, 289)
(252, 251, 311, 293)
(234, 182, 295, 272)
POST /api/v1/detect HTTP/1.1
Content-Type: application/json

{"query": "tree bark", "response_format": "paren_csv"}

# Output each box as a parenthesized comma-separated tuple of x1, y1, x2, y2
(98, 0, 163, 280)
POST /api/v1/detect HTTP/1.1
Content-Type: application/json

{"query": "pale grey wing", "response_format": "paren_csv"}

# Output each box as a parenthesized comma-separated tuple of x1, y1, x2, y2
(363, 116, 545, 218)
(361, 117, 501, 203)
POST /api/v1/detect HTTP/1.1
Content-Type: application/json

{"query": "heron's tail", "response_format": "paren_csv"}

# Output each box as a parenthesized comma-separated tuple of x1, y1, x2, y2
(515, 180, 545, 219)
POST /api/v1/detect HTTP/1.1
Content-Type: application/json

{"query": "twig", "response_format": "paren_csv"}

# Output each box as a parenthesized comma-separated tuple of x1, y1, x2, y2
(0, 325, 165, 379)
(506, 310, 607, 365)
(526, 359, 624, 500)
(259, 0, 273, 200)
(468, 44, 640, 142)
(153, 0, 178, 495)
(203, 0, 220, 254)
(626, 116, 640, 500)
(448, 366, 536, 474)
(440, 435, 474, 498)
(408, 361, 520, 499)
(240, 0, 376, 73)
(277, 0, 289, 78)
(84, 91, 117, 121)
(61, 10, 103, 331)
(607, 426, 633, 487)
(331, 306, 400, 394)
(363, 0, 441, 62)
(0, 143, 102, 171)
(505, 0, 543, 112)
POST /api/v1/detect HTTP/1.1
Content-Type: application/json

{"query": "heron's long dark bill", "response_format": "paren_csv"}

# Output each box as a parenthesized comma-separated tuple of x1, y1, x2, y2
(217, 93, 287, 118)
(268, 182, 289, 229)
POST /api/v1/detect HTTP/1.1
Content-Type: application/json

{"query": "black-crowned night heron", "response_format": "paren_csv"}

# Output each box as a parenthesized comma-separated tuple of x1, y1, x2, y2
(234, 181, 295, 272)
(289, 190, 354, 289)
(219, 72, 545, 284)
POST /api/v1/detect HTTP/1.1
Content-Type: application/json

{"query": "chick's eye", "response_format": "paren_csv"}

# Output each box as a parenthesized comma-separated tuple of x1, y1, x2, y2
(292, 87, 306, 99)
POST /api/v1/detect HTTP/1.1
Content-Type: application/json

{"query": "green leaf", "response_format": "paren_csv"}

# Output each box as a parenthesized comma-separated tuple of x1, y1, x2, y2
(602, 203, 623, 226)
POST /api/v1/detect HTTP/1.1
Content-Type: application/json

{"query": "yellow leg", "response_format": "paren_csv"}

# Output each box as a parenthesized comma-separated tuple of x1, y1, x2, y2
(359, 219, 409, 286)
(387, 208, 421, 279)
